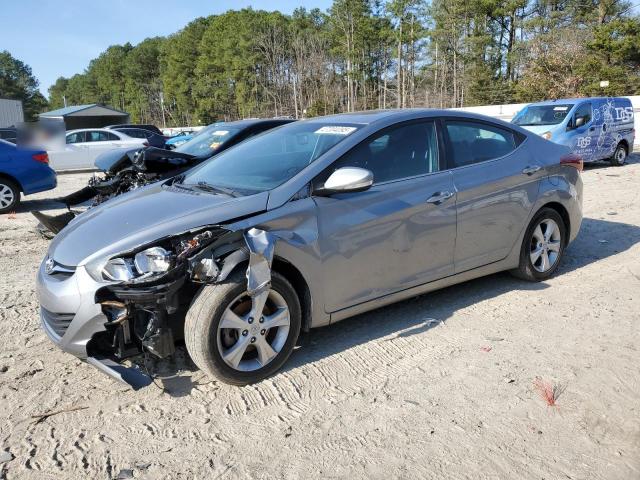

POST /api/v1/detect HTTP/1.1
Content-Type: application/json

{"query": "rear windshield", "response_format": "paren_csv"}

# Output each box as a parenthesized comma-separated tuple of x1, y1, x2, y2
(512, 104, 574, 126)
(180, 121, 361, 194)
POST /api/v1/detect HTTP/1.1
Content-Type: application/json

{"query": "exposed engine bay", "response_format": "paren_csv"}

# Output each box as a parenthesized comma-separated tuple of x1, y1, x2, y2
(32, 147, 202, 236)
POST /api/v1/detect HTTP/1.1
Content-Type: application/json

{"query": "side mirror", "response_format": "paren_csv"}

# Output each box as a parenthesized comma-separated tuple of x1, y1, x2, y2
(574, 116, 585, 128)
(315, 167, 373, 196)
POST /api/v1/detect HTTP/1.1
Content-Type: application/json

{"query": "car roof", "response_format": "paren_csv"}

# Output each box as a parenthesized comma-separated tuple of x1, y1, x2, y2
(66, 128, 119, 134)
(305, 110, 405, 125)
(106, 123, 159, 128)
(525, 97, 629, 106)
(303, 108, 520, 126)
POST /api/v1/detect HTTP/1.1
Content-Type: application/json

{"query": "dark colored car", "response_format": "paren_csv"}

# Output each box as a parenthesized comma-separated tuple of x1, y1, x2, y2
(32, 118, 294, 234)
(0, 139, 57, 213)
(111, 127, 167, 149)
(0, 127, 17, 143)
(106, 124, 164, 136)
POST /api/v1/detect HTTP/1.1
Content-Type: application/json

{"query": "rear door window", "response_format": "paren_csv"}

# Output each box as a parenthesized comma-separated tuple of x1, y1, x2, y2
(85, 131, 108, 142)
(86, 131, 119, 142)
(445, 120, 518, 167)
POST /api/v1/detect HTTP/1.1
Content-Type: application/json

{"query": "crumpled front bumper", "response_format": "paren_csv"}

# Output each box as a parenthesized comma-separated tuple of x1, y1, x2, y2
(36, 258, 152, 389)
(36, 259, 107, 358)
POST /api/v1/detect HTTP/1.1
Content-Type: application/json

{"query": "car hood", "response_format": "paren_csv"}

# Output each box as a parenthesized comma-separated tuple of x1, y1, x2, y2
(94, 147, 139, 172)
(49, 182, 269, 267)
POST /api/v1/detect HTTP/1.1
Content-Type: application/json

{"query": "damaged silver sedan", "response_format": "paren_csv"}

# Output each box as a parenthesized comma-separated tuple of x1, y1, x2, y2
(37, 110, 583, 387)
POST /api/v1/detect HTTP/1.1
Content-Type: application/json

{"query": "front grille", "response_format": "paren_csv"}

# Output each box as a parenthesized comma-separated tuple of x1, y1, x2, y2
(41, 308, 74, 337)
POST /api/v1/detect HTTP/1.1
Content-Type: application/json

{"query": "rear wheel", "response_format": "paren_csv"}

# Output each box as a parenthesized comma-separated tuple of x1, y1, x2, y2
(610, 143, 627, 166)
(511, 208, 566, 281)
(184, 270, 301, 385)
(0, 178, 20, 214)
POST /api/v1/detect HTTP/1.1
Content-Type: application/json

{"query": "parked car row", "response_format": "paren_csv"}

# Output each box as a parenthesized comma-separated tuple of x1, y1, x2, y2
(32, 118, 294, 234)
(36, 108, 586, 390)
(46, 124, 214, 170)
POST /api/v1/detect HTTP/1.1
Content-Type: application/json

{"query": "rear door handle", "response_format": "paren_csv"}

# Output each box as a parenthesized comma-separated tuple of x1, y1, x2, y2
(522, 165, 542, 175)
(426, 191, 454, 204)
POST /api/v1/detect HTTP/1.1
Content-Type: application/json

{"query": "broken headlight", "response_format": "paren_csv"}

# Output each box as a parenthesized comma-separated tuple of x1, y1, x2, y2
(134, 247, 171, 273)
(103, 257, 136, 281)
(103, 246, 173, 281)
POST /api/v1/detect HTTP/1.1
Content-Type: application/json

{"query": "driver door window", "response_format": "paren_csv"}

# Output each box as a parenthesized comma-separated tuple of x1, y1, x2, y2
(328, 121, 439, 184)
(66, 132, 86, 144)
(572, 103, 592, 128)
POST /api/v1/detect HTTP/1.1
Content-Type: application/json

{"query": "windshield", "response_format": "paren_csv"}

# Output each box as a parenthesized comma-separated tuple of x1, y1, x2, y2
(180, 121, 361, 194)
(512, 104, 574, 126)
(175, 124, 237, 156)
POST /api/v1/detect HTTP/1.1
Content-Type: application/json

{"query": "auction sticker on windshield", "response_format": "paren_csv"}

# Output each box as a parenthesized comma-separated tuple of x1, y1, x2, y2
(213, 130, 230, 136)
(315, 126, 357, 135)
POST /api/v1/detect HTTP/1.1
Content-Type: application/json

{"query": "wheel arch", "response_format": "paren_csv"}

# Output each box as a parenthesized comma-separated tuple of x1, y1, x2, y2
(0, 172, 23, 192)
(200, 252, 313, 333)
(272, 256, 312, 332)
(618, 139, 629, 153)
(537, 202, 571, 242)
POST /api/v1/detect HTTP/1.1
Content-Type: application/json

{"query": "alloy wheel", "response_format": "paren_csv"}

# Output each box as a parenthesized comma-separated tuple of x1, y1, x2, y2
(529, 218, 562, 273)
(0, 183, 15, 209)
(216, 289, 290, 372)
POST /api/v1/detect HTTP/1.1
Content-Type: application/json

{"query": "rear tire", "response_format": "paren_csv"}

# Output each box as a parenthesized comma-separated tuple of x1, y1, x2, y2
(0, 178, 20, 214)
(610, 143, 627, 166)
(510, 208, 566, 282)
(184, 270, 301, 385)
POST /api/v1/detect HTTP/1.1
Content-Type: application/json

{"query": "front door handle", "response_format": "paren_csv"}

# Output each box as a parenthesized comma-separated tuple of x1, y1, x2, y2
(522, 165, 542, 175)
(426, 191, 454, 204)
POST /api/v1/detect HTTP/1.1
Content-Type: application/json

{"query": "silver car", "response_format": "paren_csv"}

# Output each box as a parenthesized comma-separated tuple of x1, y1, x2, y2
(36, 110, 583, 387)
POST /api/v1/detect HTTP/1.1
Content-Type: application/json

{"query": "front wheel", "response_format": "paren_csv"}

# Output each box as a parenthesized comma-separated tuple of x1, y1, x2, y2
(511, 208, 566, 282)
(184, 270, 301, 385)
(610, 143, 627, 166)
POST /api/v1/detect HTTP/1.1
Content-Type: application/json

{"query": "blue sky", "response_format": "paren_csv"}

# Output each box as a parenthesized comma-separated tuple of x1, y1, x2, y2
(1, 0, 333, 97)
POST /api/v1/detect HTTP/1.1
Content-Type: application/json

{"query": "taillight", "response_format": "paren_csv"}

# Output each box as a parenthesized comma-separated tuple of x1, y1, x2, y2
(32, 153, 49, 164)
(560, 153, 583, 172)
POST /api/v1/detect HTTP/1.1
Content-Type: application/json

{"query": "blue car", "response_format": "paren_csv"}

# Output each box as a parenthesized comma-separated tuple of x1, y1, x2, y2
(0, 140, 57, 213)
(512, 97, 635, 166)
(165, 130, 195, 149)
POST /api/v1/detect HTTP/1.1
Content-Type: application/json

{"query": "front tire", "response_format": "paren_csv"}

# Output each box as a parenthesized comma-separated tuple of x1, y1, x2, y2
(511, 208, 566, 282)
(610, 143, 627, 166)
(0, 178, 20, 214)
(185, 270, 301, 385)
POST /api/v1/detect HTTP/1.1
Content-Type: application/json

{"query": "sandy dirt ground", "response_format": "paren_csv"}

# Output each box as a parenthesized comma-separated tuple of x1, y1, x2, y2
(1, 155, 639, 480)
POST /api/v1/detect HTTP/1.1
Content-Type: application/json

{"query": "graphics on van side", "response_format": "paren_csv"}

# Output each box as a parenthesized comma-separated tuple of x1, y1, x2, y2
(572, 99, 632, 161)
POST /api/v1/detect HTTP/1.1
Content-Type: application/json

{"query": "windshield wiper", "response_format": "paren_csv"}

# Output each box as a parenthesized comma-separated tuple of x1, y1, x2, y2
(171, 173, 186, 185)
(194, 181, 239, 197)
